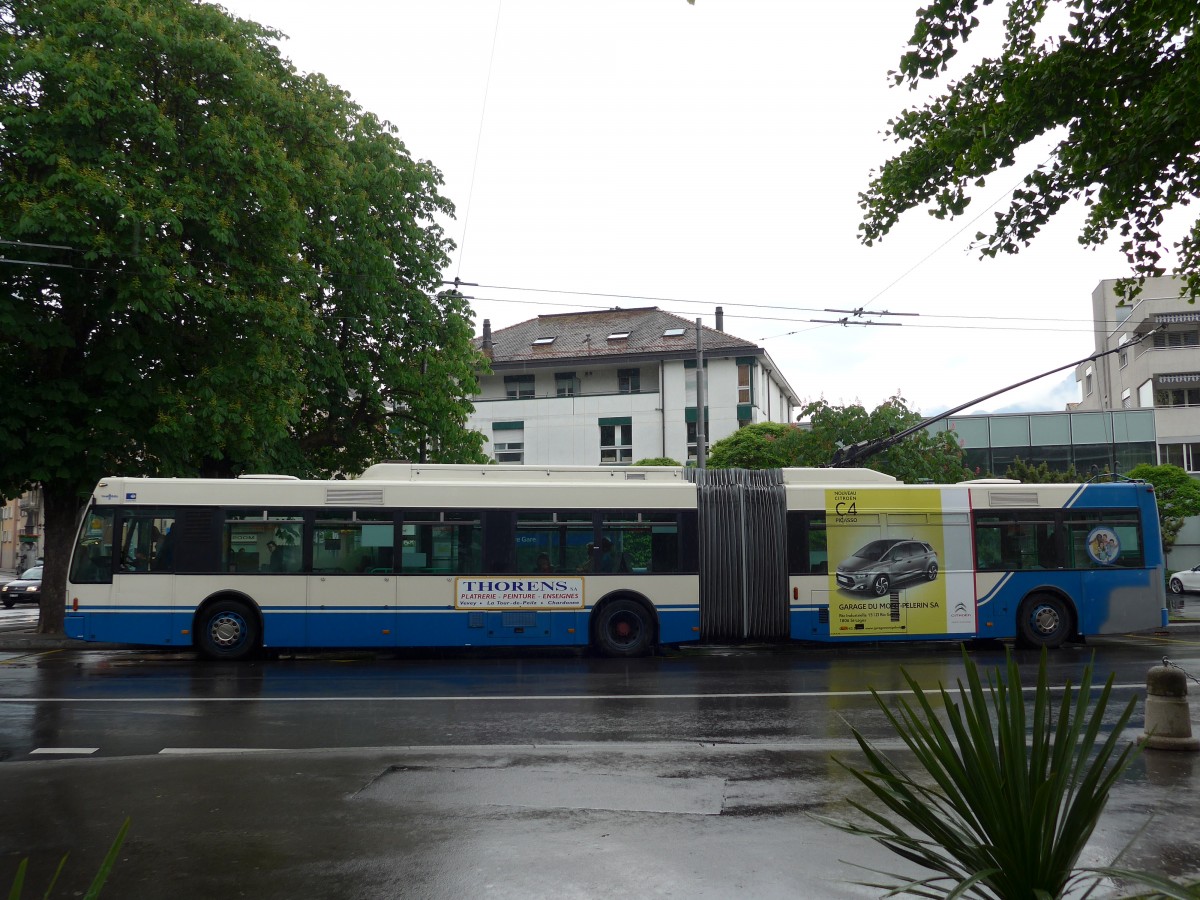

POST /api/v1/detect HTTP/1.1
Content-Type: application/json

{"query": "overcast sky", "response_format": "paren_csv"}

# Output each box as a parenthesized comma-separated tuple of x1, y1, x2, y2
(214, 0, 1155, 418)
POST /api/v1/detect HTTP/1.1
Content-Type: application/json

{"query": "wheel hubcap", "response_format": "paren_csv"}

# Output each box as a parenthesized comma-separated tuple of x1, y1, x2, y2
(211, 613, 246, 648)
(1031, 605, 1060, 636)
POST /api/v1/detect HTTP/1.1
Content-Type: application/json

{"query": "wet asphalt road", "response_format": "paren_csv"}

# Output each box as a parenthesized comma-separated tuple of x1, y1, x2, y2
(2, 634, 1199, 898)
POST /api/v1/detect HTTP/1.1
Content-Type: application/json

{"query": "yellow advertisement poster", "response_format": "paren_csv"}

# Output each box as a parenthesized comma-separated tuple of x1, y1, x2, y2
(826, 487, 973, 637)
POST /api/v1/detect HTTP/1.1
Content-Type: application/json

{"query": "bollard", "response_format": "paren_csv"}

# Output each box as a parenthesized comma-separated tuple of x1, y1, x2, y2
(1138, 665, 1200, 751)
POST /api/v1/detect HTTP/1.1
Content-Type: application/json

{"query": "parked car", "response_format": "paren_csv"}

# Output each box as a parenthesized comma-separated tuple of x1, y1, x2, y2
(835, 539, 938, 596)
(1169, 565, 1200, 595)
(1, 565, 42, 608)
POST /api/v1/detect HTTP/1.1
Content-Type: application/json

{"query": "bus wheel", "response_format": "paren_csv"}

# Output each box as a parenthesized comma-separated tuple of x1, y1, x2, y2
(197, 600, 260, 661)
(593, 599, 654, 658)
(872, 574, 891, 596)
(1016, 594, 1070, 649)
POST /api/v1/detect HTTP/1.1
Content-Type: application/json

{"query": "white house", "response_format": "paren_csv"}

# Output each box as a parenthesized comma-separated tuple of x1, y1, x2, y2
(469, 307, 799, 466)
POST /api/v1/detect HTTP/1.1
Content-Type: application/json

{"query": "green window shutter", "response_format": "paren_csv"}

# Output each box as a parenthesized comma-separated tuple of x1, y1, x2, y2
(598, 416, 632, 427)
(493, 421, 524, 431)
(684, 407, 710, 424)
(735, 356, 757, 366)
(737, 403, 753, 421)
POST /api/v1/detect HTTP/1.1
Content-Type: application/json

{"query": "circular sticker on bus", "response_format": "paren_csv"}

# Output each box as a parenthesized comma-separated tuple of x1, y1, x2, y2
(1086, 527, 1120, 565)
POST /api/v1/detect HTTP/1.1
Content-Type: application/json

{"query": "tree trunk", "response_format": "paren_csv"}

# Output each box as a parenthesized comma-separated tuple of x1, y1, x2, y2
(37, 485, 87, 635)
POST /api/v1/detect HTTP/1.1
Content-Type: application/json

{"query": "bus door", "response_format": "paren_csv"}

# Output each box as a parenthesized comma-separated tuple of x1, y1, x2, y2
(307, 513, 398, 647)
(113, 508, 179, 646)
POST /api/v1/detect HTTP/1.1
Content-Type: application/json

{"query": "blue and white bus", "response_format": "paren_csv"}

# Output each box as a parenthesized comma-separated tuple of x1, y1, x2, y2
(64, 464, 1165, 658)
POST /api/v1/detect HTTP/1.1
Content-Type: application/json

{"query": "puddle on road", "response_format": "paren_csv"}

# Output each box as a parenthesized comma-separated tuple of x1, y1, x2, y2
(358, 765, 727, 815)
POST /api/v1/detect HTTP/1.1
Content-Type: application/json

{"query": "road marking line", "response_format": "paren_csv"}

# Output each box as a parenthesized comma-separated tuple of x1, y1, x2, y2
(158, 748, 279, 755)
(0, 683, 1164, 703)
(0, 649, 62, 665)
(1142, 633, 1200, 646)
(30, 747, 99, 755)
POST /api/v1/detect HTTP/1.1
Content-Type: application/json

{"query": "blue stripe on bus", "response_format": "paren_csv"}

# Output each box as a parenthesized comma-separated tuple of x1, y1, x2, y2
(66, 605, 701, 649)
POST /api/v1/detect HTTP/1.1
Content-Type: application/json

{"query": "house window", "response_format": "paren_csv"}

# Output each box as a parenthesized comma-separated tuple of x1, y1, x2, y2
(555, 371, 579, 398)
(494, 441, 524, 464)
(1152, 330, 1200, 350)
(1121, 389, 1132, 409)
(618, 368, 640, 394)
(1084, 366, 1094, 396)
(599, 419, 633, 464)
(1159, 443, 1200, 472)
(1154, 387, 1200, 408)
(503, 374, 535, 399)
(738, 364, 752, 404)
(492, 422, 524, 463)
(1138, 379, 1154, 408)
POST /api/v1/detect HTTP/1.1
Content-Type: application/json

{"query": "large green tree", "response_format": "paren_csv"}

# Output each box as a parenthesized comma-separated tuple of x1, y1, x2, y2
(796, 397, 970, 483)
(706, 422, 806, 470)
(1127, 464, 1200, 553)
(1, 0, 486, 633)
(707, 397, 969, 483)
(861, 1, 1200, 302)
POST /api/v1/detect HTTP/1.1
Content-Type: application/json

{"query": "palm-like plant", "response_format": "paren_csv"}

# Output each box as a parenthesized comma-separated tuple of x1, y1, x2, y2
(822, 649, 1156, 899)
(7, 818, 129, 900)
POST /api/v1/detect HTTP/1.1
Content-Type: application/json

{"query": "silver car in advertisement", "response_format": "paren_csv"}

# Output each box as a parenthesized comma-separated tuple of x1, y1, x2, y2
(835, 538, 938, 596)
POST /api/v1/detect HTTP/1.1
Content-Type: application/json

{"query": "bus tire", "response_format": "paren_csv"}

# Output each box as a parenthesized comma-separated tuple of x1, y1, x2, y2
(592, 599, 655, 658)
(1016, 593, 1071, 649)
(197, 599, 260, 661)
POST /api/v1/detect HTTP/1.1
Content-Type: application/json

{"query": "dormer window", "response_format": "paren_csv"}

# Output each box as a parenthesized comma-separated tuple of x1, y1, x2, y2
(532, 336, 556, 346)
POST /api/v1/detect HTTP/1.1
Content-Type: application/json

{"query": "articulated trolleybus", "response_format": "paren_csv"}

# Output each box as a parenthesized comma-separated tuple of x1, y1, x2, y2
(65, 464, 1165, 659)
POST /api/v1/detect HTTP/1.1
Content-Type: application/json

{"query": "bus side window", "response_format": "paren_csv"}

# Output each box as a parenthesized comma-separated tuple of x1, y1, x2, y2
(120, 510, 176, 573)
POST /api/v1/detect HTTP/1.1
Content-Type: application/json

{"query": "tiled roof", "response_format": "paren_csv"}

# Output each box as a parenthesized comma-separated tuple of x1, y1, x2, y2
(476, 307, 758, 365)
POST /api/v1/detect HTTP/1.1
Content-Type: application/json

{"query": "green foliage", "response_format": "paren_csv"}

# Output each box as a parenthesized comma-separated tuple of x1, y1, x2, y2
(862, 1, 1200, 303)
(1003, 457, 1081, 484)
(633, 457, 683, 466)
(707, 423, 803, 469)
(707, 398, 968, 483)
(1, 0, 487, 631)
(1127, 464, 1200, 553)
(822, 650, 1145, 899)
(798, 396, 969, 483)
(8, 817, 129, 899)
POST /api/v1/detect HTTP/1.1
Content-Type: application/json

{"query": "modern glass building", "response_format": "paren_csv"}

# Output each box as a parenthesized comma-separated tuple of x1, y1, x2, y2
(925, 410, 1157, 478)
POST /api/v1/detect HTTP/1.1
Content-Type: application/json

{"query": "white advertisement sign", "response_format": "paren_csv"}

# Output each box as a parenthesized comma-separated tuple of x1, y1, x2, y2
(455, 577, 585, 610)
